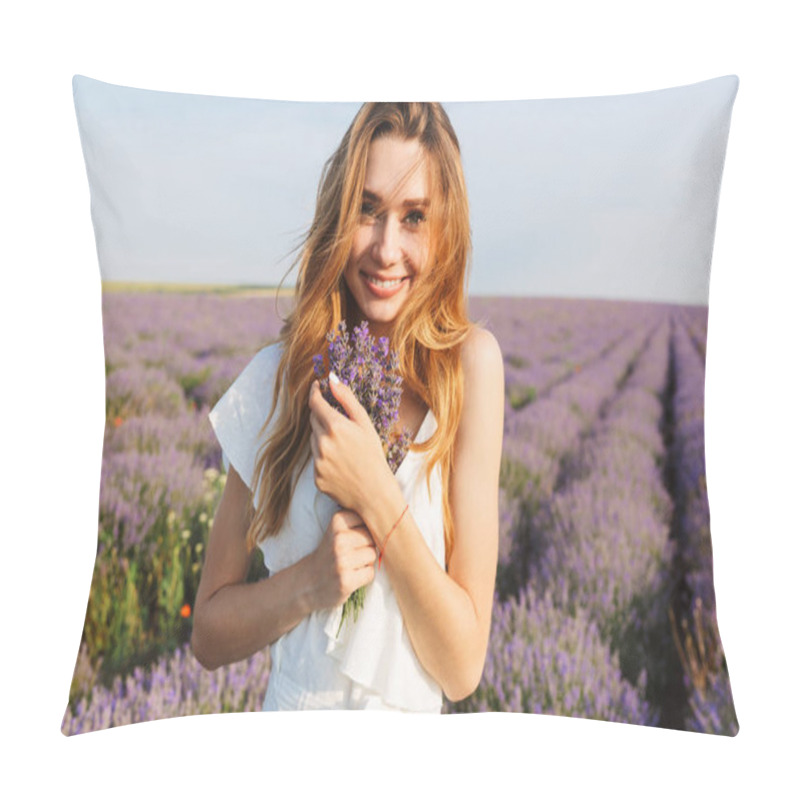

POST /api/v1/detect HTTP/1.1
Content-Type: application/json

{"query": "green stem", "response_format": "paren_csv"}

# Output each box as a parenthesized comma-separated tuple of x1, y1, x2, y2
(337, 586, 366, 637)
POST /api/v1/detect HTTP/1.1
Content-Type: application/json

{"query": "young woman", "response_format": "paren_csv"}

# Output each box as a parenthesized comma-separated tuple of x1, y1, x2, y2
(191, 102, 504, 712)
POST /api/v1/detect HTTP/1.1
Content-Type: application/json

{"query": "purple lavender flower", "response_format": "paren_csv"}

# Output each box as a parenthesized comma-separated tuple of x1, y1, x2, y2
(313, 320, 412, 632)
(62, 642, 271, 735)
(313, 320, 411, 474)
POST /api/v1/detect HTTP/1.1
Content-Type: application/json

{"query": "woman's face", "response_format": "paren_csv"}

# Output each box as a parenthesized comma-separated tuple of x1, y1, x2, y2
(343, 135, 431, 340)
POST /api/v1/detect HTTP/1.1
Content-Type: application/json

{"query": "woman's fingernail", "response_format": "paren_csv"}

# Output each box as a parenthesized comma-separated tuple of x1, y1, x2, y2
(329, 371, 340, 385)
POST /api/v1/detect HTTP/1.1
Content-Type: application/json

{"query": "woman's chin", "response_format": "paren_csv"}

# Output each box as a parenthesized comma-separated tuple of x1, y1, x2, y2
(355, 294, 403, 324)
(360, 311, 397, 334)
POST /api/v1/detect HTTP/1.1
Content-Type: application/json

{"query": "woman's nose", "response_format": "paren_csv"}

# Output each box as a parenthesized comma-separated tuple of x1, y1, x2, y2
(371, 216, 403, 267)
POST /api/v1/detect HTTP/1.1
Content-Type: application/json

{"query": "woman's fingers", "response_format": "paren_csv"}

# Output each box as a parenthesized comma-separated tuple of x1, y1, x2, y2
(312, 508, 377, 606)
(352, 531, 378, 557)
(308, 382, 323, 417)
(308, 378, 320, 404)
(342, 543, 378, 571)
(351, 563, 376, 590)
(336, 528, 376, 557)
(309, 410, 323, 459)
(309, 380, 338, 425)
(310, 426, 321, 461)
(337, 525, 377, 569)
(333, 508, 366, 530)
(309, 407, 322, 435)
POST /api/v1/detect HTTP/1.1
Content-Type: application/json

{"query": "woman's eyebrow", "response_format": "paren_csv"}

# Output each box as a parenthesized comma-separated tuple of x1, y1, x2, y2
(363, 188, 430, 208)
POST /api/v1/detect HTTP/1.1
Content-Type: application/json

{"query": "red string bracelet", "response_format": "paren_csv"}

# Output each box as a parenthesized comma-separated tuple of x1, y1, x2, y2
(377, 503, 408, 570)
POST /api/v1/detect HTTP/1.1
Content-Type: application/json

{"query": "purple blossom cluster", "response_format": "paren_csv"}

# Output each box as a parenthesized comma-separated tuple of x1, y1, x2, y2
(313, 319, 411, 473)
(62, 642, 270, 735)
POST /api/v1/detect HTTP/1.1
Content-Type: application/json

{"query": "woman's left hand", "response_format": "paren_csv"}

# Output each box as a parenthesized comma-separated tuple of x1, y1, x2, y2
(308, 375, 393, 515)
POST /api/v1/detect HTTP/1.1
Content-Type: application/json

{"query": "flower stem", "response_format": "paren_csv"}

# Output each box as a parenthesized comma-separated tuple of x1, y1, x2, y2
(337, 586, 366, 637)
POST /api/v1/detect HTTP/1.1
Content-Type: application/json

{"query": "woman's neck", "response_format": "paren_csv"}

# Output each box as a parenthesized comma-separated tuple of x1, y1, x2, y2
(347, 312, 394, 343)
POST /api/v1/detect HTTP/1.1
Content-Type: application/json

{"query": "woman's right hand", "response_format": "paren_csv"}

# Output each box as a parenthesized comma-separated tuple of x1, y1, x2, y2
(310, 508, 378, 610)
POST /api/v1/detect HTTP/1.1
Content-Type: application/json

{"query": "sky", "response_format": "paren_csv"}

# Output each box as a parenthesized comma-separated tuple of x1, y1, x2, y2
(74, 74, 737, 304)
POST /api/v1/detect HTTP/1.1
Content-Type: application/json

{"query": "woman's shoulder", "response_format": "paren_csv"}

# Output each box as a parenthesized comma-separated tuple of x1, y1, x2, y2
(461, 325, 503, 381)
(456, 325, 504, 435)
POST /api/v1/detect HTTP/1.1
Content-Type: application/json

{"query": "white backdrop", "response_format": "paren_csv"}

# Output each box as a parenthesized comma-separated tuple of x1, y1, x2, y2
(2, 1, 796, 797)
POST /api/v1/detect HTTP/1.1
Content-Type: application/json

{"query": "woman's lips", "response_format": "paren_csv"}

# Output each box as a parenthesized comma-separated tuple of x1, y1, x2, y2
(361, 271, 408, 298)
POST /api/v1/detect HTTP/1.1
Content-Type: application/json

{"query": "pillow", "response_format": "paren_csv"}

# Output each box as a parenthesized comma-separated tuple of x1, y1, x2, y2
(63, 75, 738, 735)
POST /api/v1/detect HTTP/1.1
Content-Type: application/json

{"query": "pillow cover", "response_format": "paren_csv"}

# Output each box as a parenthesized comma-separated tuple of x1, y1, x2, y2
(63, 75, 738, 735)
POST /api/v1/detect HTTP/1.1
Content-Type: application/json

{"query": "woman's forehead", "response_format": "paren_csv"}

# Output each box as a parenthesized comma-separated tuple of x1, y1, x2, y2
(363, 136, 429, 201)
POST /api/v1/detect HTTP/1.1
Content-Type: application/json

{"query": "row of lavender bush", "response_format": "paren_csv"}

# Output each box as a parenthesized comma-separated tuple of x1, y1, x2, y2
(497, 317, 655, 593)
(528, 321, 677, 704)
(62, 641, 270, 735)
(666, 314, 738, 735)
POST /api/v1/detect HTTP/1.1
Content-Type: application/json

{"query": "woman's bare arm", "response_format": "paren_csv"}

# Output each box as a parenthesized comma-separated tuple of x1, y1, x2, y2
(190, 466, 318, 670)
(357, 327, 504, 702)
(191, 466, 378, 671)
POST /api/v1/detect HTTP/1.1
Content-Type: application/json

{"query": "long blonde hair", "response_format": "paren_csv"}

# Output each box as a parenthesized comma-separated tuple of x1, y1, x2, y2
(246, 103, 474, 569)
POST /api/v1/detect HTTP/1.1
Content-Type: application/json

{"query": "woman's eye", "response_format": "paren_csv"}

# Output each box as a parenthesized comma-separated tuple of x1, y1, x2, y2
(359, 203, 425, 227)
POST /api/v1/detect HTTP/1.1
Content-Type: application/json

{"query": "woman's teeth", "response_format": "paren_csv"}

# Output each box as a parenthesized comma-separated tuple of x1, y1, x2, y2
(366, 275, 404, 288)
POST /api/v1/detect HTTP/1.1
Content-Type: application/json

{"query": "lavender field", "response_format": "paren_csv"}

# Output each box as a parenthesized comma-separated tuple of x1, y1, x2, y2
(62, 289, 737, 735)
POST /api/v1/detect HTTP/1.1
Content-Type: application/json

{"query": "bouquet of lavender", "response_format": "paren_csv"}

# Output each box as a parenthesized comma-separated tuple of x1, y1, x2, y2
(313, 320, 411, 634)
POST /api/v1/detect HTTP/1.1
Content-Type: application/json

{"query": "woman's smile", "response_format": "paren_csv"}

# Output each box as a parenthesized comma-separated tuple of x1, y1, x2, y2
(361, 271, 410, 298)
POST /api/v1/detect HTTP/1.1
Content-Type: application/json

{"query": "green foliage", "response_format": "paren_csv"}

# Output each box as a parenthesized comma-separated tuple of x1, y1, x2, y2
(178, 366, 212, 400)
(83, 469, 227, 683)
(505, 354, 529, 369)
(499, 455, 540, 500)
(508, 384, 537, 410)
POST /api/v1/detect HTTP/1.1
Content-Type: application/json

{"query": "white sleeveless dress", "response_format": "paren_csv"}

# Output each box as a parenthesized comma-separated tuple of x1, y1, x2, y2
(208, 342, 445, 712)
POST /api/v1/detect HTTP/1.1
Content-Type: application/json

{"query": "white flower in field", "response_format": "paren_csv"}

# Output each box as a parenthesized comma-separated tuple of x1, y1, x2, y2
(181, 529, 191, 540)
(204, 467, 220, 481)
(198, 512, 208, 524)
(167, 510, 177, 526)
